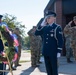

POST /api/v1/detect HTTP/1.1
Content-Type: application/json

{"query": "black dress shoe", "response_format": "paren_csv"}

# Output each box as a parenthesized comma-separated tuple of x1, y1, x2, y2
(12, 67, 16, 70)
(67, 58, 73, 63)
(67, 60, 73, 63)
(32, 65, 40, 67)
(38, 61, 42, 64)
(17, 64, 21, 66)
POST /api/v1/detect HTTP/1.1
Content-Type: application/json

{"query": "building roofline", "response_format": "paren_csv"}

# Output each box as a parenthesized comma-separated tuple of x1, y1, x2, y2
(44, 0, 56, 13)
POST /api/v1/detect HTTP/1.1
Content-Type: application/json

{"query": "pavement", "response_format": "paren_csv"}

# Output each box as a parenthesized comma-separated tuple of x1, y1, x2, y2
(6, 50, 76, 75)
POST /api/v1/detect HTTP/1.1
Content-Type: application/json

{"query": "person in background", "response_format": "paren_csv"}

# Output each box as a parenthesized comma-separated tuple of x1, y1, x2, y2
(0, 15, 6, 75)
(7, 29, 19, 70)
(68, 16, 76, 60)
(35, 10, 63, 75)
(13, 28, 22, 67)
(28, 26, 42, 67)
(64, 21, 73, 63)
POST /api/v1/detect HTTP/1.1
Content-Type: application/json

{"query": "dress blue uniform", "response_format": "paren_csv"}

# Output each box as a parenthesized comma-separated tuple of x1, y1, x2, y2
(0, 15, 6, 75)
(0, 39, 6, 75)
(35, 20, 63, 75)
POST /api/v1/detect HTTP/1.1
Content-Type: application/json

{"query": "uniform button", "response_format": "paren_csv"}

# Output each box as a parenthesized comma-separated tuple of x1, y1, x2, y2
(46, 42, 48, 44)
(46, 38, 48, 40)
(47, 34, 49, 36)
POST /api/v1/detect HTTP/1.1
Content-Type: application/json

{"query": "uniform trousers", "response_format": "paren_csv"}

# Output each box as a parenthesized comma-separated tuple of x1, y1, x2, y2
(44, 56, 58, 75)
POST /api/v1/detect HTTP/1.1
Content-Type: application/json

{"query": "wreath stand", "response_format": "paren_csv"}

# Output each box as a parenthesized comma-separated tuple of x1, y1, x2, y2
(0, 54, 13, 75)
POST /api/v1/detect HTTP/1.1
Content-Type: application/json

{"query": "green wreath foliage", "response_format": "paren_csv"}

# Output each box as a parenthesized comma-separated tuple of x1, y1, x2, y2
(0, 26, 15, 62)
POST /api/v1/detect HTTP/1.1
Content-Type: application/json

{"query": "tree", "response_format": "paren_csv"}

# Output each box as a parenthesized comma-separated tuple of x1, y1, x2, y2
(24, 36, 30, 49)
(2, 13, 26, 37)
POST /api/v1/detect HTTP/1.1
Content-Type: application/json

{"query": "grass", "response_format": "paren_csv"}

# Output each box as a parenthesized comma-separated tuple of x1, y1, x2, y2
(19, 60, 30, 63)
(23, 50, 31, 53)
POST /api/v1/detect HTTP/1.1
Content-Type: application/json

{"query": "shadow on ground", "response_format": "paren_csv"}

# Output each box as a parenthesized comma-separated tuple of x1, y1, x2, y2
(38, 61, 47, 73)
(20, 66, 35, 75)
(20, 61, 47, 75)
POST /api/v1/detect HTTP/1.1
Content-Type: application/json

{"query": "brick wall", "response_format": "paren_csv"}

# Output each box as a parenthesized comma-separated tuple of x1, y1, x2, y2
(55, 0, 66, 56)
(55, 0, 63, 26)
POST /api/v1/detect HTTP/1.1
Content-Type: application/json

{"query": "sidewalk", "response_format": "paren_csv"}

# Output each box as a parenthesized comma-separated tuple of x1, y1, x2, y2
(6, 50, 76, 75)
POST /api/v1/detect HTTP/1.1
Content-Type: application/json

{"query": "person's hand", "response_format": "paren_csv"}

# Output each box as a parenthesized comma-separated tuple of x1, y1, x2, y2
(68, 21, 72, 25)
(57, 53, 61, 58)
(41, 19, 47, 26)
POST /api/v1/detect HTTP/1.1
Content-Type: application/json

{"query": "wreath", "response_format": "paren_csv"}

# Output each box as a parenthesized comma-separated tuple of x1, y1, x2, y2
(0, 25, 15, 62)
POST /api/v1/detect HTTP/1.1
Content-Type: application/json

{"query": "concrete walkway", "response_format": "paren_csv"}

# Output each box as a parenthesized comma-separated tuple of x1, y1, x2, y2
(6, 50, 76, 75)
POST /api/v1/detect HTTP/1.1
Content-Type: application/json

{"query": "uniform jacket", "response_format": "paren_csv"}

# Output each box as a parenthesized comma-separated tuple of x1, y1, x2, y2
(28, 28, 42, 50)
(35, 23, 63, 57)
(0, 39, 4, 53)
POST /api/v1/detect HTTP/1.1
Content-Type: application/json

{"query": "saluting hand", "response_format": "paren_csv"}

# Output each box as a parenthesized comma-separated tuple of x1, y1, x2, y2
(41, 18, 47, 27)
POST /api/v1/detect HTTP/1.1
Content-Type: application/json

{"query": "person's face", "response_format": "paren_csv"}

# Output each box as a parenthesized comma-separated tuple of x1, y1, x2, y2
(15, 30, 19, 34)
(46, 16, 56, 24)
(74, 20, 76, 24)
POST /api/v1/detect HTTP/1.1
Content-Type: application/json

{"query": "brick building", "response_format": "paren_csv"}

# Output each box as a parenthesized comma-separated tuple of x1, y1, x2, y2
(43, 0, 76, 55)
(37, 0, 76, 55)
(44, 0, 76, 29)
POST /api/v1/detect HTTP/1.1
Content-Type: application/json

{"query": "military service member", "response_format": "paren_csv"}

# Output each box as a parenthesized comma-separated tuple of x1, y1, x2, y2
(35, 11, 63, 75)
(0, 34, 5, 75)
(0, 15, 6, 75)
(64, 21, 73, 63)
(14, 28, 22, 67)
(68, 16, 76, 60)
(28, 26, 42, 67)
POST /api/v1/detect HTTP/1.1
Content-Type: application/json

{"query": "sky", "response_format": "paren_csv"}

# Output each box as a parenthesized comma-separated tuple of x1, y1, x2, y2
(0, 0, 49, 35)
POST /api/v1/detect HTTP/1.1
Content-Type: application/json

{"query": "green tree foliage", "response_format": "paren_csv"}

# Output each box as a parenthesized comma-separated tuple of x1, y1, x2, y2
(24, 36, 30, 49)
(1, 13, 28, 50)
(2, 13, 26, 37)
